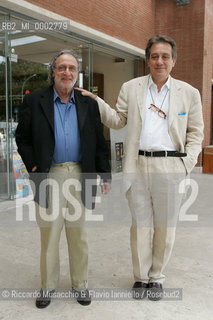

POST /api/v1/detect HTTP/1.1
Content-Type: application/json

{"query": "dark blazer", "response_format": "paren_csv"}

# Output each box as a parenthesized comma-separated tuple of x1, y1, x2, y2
(15, 86, 111, 208)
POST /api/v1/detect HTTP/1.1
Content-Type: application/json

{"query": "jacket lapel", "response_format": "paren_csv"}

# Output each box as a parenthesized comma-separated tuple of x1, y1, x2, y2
(39, 87, 89, 133)
(74, 90, 89, 131)
(40, 86, 54, 132)
(136, 75, 150, 120)
(168, 77, 182, 130)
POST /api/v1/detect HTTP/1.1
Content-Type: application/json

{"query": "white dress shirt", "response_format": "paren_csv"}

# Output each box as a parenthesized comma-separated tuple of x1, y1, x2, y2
(139, 76, 176, 151)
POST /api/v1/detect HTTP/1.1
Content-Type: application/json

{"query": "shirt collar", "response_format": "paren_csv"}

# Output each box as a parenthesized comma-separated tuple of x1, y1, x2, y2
(53, 88, 75, 103)
(148, 75, 171, 91)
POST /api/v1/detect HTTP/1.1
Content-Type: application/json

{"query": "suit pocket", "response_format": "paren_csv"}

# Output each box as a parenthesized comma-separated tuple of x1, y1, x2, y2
(173, 157, 187, 175)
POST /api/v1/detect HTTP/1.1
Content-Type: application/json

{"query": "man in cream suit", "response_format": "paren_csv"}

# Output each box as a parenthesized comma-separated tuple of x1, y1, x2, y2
(78, 35, 204, 300)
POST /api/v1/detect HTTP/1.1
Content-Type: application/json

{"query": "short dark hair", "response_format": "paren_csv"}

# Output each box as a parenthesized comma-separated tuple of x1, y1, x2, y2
(48, 49, 79, 84)
(145, 35, 177, 60)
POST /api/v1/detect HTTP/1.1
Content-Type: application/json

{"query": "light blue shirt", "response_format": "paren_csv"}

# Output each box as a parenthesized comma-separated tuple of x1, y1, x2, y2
(52, 89, 81, 163)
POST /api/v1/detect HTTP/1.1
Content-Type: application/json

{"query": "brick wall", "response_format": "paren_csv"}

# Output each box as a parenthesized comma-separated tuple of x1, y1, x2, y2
(155, 0, 213, 162)
(155, 0, 205, 92)
(202, 0, 213, 146)
(26, 0, 156, 49)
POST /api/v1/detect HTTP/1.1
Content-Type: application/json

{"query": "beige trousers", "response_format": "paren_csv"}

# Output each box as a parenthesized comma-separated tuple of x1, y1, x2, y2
(126, 156, 186, 284)
(36, 162, 88, 291)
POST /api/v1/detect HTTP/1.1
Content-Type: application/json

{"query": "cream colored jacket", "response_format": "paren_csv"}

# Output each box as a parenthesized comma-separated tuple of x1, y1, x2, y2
(96, 75, 204, 175)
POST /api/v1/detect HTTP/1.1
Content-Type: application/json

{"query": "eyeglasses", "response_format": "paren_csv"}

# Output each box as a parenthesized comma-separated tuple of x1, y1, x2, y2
(148, 104, 167, 119)
(54, 65, 78, 73)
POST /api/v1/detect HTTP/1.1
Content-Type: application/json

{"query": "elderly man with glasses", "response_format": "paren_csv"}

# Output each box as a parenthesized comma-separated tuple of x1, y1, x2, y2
(16, 49, 111, 308)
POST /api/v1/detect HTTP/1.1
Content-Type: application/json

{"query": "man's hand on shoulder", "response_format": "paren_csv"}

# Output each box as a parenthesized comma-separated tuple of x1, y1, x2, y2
(75, 87, 97, 100)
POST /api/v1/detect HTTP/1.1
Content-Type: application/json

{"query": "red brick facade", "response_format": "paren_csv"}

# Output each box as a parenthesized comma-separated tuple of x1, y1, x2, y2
(155, 0, 213, 147)
(27, 0, 213, 150)
(203, 0, 213, 146)
(27, 0, 156, 48)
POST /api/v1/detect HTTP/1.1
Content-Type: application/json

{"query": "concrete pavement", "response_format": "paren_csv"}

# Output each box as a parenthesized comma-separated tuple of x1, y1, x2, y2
(0, 171, 212, 320)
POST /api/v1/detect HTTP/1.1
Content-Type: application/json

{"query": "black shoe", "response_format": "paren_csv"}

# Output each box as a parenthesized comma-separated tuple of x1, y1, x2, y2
(132, 282, 148, 300)
(35, 289, 55, 309)
(147, 282, 163, 301)
(73, 288, 91, 306)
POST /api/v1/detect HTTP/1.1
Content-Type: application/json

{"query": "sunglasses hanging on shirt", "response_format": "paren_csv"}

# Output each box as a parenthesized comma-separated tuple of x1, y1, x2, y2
(148, 87, 169, 119)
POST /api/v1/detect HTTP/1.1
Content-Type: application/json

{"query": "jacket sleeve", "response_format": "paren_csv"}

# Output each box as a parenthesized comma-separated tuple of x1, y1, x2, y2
(96, 82, 128, 129)
(182, 88, 204, 173)
(94, 100, 111, 182)
(15, 95, 37, 172)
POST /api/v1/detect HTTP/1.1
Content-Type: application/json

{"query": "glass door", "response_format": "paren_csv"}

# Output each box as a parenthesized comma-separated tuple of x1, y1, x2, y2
(0, 11, 94, 200)
(0, 12, 15, 200)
